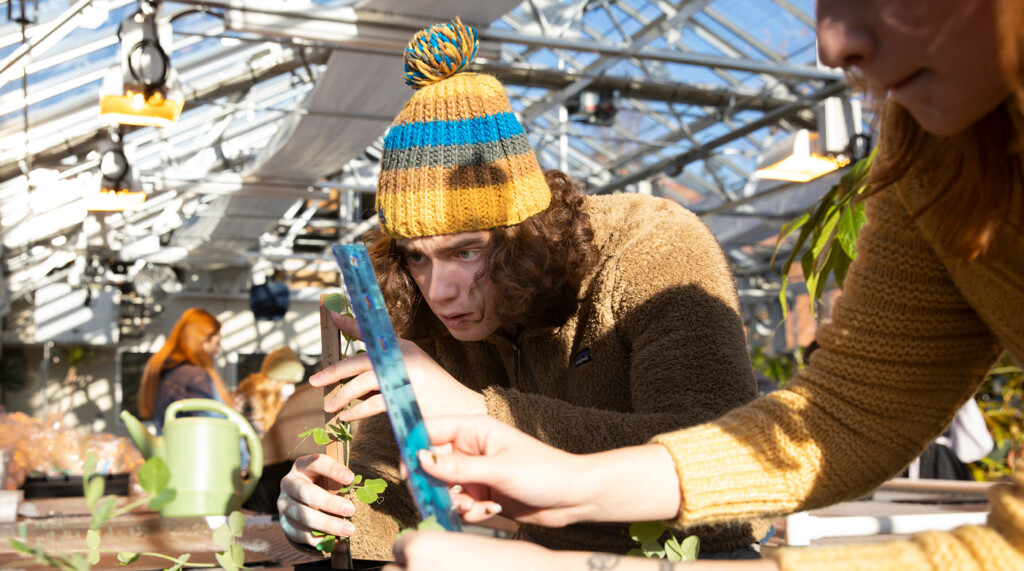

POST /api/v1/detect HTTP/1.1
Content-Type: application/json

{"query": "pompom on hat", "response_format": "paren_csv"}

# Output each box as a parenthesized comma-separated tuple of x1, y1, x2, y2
(376, 17, 551, 239)
(260, 347, 305, 383)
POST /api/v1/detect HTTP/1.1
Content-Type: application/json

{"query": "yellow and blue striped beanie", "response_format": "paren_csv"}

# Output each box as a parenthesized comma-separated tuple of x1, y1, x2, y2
(376, 18, 551, 239)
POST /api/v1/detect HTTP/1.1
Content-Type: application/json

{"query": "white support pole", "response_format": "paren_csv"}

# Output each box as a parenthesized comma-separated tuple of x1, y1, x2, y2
(785, 510, 989, 546)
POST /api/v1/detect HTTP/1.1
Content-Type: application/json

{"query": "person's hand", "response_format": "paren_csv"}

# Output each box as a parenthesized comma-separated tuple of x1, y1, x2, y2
(310, 313, 486, 422)
(384, 532, 781, 571)
(278, 454, 357, 546)
(383, 532, 558, 571)
(417, 415, 596, 527)
(420, 415, 684, 526)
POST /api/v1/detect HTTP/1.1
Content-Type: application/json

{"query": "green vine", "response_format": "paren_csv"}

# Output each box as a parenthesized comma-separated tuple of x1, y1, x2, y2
(5, 453, 246, 571)
(300, 293, 389, 561)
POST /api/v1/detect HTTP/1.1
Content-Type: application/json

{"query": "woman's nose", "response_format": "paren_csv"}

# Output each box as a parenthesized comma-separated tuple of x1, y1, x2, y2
(816, 2, 874, 69)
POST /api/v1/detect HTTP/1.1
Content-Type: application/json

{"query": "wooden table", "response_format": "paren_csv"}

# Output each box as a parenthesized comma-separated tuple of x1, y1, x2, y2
(0, 497, 322, 570)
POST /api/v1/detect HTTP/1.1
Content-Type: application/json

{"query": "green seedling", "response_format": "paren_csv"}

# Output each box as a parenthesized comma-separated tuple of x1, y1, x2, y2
(5, 453, 247, 570)
(305, 293, 389, 564)
(626, 521, 699, 562)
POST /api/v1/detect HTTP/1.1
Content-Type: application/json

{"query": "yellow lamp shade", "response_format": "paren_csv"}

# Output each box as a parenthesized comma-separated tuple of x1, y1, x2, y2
(100, 90, 184, 127)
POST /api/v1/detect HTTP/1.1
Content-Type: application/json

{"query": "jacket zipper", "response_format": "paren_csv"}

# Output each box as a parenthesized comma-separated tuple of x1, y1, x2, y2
(513, 343, 521, 388)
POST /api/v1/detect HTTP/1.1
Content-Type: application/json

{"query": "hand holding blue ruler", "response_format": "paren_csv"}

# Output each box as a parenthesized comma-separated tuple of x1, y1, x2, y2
(332, 243, 462, 532)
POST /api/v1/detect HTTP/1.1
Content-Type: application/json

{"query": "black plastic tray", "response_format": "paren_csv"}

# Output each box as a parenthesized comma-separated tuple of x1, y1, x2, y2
(21, 473, 131, 498)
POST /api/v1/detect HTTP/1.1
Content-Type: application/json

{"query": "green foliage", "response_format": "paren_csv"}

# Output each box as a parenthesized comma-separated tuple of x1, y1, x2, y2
(625, 521, 699, 562)
(772, 149, 875, 320)
(305, 292, 391, 563)
(394, 516, 447, 542)
(970, 355, 1024, 481)
(321, 293, 351, 315)
(750, 345, 800, 389)
(6, 453, 244, 570)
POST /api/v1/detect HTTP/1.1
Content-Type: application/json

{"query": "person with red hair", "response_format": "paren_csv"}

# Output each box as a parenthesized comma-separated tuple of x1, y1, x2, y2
(137, 307, 230, 434)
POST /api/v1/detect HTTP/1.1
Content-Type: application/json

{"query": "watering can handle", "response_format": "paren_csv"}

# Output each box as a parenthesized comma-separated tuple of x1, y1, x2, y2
(164, 399, 264, 502)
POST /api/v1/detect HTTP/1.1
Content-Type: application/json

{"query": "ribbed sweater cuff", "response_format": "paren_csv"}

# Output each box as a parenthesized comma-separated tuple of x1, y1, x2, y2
(650, 420, 797, 527)
(773, 542, 930, 571)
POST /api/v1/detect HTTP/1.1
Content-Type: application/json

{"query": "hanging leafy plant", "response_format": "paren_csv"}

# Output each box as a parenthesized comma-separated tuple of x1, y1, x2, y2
(771, 147, 876, 319)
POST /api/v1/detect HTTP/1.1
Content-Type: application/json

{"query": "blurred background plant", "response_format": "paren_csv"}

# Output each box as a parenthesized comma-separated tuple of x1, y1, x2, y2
(970, 354, 1024, 481)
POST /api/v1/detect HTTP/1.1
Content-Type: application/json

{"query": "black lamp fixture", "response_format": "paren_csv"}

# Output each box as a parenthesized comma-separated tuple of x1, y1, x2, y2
(87, 132, 146, 211)
(565, 90, 619, 126)
(99, 0, 183, 127)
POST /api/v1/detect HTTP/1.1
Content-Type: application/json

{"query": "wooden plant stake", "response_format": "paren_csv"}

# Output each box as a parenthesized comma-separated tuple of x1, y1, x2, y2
(319, 294, 351, 569)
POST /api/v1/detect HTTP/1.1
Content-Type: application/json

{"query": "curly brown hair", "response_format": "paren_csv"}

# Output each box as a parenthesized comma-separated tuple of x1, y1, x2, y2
(365, 170, 598, 344)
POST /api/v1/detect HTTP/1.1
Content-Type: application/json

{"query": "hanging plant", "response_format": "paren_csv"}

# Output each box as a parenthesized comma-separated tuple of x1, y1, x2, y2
(771, 146, 876, 320)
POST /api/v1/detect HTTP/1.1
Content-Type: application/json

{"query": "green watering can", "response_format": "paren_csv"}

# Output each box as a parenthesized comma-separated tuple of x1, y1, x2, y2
(120, 399, 263, 517)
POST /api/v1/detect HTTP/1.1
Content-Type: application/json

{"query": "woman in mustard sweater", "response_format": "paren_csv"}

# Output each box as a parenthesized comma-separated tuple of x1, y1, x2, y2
(384, 0, 1024, 569)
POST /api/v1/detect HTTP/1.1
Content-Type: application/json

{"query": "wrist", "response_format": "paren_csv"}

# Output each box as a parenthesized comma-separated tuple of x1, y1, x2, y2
(578, 444, 682, 523)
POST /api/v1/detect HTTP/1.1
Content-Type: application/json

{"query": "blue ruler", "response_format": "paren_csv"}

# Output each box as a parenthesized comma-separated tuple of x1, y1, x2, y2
(332, 243, 462, 532)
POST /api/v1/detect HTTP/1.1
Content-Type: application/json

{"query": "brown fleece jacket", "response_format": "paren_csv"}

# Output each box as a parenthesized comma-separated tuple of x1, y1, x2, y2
(652, 120, 1024, 569)
(347, 193, 767, 560)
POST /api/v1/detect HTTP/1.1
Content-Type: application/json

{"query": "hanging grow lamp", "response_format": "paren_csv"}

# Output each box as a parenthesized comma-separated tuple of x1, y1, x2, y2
(754, 130, 850, 183)
(99, 5, 183, 127)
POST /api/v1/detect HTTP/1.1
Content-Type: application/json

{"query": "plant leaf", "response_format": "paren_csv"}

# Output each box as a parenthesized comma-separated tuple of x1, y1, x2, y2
(417, 516, 445, 532)
(355, 486, 379, 504)
(664, 535, 684, 562)
(84, 474, 105, 510)
(91, 496, 116, 529)
(117, 552, 140, 566)
(329, 423, 353, 442)
(322, 293, 350, 315)
(214, 550, 238, 571)
(316, 535, 336, 553)
(86, 529, 101, 551)
(83, 454, 98, 481)
(363, 478, 387, 494)
(680, 535, 701, 561)
(640, 540, 665, 558)
(149, 489, 176, 511)
(138, 456, 171, 495)
(311, 428, 330, 446)
(628, 521, 665, 544)
(213, 523, 234, 551)
(229, 510, 246, 536)
(8, 538, 34, 554)
(230, 543, 245, 566)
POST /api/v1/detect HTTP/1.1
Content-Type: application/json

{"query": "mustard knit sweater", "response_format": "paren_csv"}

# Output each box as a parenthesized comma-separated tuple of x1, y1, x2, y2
(652, 144, 1024, 568)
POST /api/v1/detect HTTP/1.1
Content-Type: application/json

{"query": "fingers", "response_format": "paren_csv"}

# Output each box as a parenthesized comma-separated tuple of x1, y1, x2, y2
(323, 371, 382, 412)
(417, 447, 497, 487)
(330, 312, 363, 340)
(309, 352, 372, 387)
(423, 415, 498, 452)
(278, 455, 358, 544)
(279, 500, 355, 544)
(337, 394, 387, 421)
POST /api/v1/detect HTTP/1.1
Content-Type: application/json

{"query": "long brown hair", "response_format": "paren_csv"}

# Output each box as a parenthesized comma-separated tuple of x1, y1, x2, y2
(366, 170, 598, 343)
(869, 0, 1024, 261)
(138, 308, 230, 418)
(235, 373, 286, 430)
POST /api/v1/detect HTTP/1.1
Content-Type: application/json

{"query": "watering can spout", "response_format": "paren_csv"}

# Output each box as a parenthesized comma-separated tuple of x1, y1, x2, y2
(120, 410, 158, 459)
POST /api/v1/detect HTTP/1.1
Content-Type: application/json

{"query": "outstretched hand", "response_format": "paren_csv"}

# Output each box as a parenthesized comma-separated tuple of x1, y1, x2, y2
(419, 415, 684, 526)
(278, 454, 357, 546)
(417, 415, 597, 527)
(310, 312, 486, 422)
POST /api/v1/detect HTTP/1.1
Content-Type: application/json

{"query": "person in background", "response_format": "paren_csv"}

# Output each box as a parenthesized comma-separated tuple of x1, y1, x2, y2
(278, 18, 766, 561)
(138, 308, 230, 434)
(380, 0, 1024, 569)
(232, 347, 306, 439)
